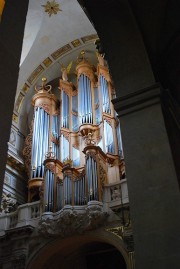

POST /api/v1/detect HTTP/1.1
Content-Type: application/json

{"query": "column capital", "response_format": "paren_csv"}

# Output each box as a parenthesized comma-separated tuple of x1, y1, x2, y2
(112, 83, 161, 117)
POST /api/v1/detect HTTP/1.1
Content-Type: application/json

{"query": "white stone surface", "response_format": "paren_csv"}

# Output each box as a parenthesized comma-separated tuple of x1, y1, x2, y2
(17, 0, 96, 93)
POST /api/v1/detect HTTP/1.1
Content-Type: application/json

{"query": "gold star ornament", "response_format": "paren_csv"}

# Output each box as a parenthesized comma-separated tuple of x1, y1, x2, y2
(42, 0, 62, 17)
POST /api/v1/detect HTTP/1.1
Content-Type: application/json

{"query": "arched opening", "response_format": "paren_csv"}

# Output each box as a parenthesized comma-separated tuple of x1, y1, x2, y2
(48, 242, 127, 269)
(27, 236, 128, 269)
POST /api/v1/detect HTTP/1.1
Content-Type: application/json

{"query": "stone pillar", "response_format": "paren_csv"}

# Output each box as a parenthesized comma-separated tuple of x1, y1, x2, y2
(0, 0, 29, 203)
(113, 84, 180, 268)
(78, 0, 180, 268)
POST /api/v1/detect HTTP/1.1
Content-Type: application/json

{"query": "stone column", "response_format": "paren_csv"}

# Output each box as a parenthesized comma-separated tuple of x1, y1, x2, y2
(113, 84, 180, 268)
(78, 0, 180, 268)
(0, 0, 29, 203)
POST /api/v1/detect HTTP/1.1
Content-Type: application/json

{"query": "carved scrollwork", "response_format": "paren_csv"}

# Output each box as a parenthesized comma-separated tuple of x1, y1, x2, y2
(61, 130, 70, 141)
(86, 151, 96, 161)
(99, 164, 106, 195)
(84, 132, 96, 146)
(45, 163, 55, 174)
(23, 121, 33, 176)
(0, 192, 17, 214)
(38, 203, 108, 237)
(103, 116, 112, 126)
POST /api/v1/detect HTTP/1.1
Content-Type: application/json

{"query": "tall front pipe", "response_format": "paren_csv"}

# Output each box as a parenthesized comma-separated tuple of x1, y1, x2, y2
(28, 78, 57, 202)
(76, 58, 95, 126)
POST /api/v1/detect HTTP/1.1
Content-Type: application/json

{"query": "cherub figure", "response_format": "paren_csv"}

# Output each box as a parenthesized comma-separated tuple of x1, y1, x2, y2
(85, 132, 96, 146)
(0, 192, 17, 214)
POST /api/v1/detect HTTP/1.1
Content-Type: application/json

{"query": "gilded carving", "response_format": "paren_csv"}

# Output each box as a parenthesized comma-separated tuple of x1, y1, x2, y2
(84, 132, 96, 146)
(61, 129, 70, 141)
(34, 77, 52, 93)
(51, 135, 59, 145)
(51, 44, 72, 60)
(7, 155, 25, 174)
(81, 34, 98, 43)
(71, 39, 81, 47)
(63, 158, 73, 167)
(14, 92, 24, 113)
(97, 52, 106, 67)
(45, 163, 55, 173)
(103, 115, 112, 126)
(22, 83, 30, 93)
(27, 65, 44, 85)
(99, 164, 106, 196)
(12, 113, 18, 123)
(106, 226, 124, 240)
(60, 61, 73, 81)
(38, 203, 108, 237)
(23, 122, 33, 176)
(43, 57, 53, 67)
(42, 0, 62, 17)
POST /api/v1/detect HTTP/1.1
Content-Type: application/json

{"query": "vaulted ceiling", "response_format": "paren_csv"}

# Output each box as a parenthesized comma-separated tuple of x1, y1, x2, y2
(15, 0, 98, 135)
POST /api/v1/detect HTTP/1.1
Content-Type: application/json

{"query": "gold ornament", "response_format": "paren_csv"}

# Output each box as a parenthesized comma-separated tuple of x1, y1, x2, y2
(42, 0, 62, 17)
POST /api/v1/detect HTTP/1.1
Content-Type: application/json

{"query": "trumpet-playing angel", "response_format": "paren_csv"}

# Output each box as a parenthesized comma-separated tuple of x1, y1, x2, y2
(61, 61, 73, 81)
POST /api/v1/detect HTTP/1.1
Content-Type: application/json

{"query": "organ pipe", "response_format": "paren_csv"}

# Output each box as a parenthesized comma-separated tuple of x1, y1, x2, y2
(78, 74, 92, 124)
(100, 75, 111, 114)
(27, 78, 58, 202)
(25, 55, 125, 211)
(104, 120, 115, 154)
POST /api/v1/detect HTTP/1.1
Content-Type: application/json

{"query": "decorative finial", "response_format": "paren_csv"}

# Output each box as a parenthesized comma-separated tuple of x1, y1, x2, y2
(42, 77, 47, 83)
(45, 145, 56, 159)
(80, 50, 85, 58)
(63, 158, 73, 167)
(77, 50, 88, 63)
(35, 77, 52, 93)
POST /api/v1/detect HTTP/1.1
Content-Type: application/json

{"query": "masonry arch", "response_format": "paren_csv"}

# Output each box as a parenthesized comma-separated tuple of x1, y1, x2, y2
(27, 231, 131, 269)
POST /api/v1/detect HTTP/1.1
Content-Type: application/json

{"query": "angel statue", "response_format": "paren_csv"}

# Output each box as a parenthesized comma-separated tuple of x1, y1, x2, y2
(0, 192, 17, 214)
(61, 61, 73, 81)
(96, 51, 106, 67)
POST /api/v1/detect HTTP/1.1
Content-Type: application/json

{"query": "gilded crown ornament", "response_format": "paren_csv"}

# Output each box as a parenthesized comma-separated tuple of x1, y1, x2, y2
(35, 77, 52, 93)
(45, 146, 55, 159)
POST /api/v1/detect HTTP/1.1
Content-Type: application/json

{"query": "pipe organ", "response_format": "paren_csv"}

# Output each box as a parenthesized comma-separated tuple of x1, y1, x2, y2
(24, 55, 125, 212)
